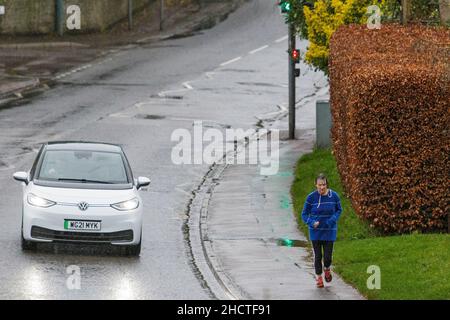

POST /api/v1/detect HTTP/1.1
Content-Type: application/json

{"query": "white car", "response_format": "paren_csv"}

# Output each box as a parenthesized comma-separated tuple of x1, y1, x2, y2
(13, 141, 150, 256)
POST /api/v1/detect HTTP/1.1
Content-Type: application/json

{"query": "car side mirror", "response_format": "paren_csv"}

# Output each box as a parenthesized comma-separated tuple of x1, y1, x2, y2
(136, 177, 150, 190)
(13, 172, 29, 185)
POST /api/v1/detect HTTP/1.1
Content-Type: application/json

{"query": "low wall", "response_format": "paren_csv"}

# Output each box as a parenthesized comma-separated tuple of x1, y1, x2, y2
(0, 0, 154, 35)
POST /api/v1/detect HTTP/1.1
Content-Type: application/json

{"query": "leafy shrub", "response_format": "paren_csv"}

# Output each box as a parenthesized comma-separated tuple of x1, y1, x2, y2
(288, 0, 443, 73)
(288, 0, 397, 73)
(329, 24, 450, 234)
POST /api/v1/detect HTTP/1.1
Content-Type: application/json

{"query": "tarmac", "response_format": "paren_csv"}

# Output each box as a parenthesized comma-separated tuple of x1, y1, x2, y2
(0, 0, 240, 106)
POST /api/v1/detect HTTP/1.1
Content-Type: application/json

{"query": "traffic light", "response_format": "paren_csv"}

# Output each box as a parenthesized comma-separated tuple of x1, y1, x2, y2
(292, 49, 300, 63)
(291, 49, 301, 77)
(279, 1, 291, 14)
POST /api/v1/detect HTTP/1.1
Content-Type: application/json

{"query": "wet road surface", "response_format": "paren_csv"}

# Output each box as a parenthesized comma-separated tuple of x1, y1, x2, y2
(0, 0, 290, 299)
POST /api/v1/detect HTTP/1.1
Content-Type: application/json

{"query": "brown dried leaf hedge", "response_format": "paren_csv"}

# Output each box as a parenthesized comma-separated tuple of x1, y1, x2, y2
(329, 24, 449, 234)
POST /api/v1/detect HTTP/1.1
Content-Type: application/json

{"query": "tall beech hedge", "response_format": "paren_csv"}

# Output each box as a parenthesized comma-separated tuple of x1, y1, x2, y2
(329, 24, 449, 234)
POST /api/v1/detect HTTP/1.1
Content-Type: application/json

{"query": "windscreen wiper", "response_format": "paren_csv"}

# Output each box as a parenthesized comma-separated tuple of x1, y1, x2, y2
(58, 178, 114, 184)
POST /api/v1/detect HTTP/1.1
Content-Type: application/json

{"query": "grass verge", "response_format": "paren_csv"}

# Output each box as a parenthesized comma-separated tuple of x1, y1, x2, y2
(290, 148, 450, 300)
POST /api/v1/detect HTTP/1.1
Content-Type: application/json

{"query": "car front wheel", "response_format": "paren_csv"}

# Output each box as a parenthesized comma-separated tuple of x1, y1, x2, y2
(21, 232, 37, 251)
(124, 241, 141, 257)
(124, 231, 142, 257)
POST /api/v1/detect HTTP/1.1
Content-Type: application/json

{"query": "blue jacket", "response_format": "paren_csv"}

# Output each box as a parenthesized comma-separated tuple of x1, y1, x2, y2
(301, 189, 342, 241)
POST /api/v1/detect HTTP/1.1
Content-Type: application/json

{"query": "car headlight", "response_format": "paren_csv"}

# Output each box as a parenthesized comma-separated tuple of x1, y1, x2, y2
(111, 198, 139, 211)
(27, 193, 56, 208)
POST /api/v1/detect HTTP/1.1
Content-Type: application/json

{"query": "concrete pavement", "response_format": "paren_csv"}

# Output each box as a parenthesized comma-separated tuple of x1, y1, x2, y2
(0, 0, 240, 106)
(0, 76, 40, 99)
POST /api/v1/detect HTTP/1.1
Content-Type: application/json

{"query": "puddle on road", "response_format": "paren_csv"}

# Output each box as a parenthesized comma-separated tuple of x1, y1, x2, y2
(274, 238, 309, 248)
(165, 31, 202, 40)
(135, 114, 166, 120)
(143, 44, 183, 49)
(221, 69, 257, 73)
(95, 65, 129, 81)
(279, 195, 291, 209)
(149, 94, 184, 100)
(237, 82, 284, 88)
(163, 95, 184, 100)
(202, 122, 232, 129)
(0, 159, 9, 169)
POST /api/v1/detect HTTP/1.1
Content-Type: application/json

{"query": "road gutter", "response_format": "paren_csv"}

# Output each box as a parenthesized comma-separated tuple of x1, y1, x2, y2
(186, 129, 273, 300)
(0, 0, 242, 110)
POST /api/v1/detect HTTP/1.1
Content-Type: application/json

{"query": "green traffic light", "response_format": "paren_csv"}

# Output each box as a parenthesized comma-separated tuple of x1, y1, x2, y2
(280, 1, 291, 14)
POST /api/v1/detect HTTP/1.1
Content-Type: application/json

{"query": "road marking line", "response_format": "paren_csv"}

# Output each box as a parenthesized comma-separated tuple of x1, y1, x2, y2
(275, 35, 288, 43)
(158, 88, 188, 97)
(53, 63, 94, 80)
(109, 112, 130, 118)
(183, 82, 193, 90)
(205, 72, 215, 79)
(277, 104, 288, 112)
(134, 102, 147, 109)
(220, 56, 242, 67)
(249, 45, 269, 54)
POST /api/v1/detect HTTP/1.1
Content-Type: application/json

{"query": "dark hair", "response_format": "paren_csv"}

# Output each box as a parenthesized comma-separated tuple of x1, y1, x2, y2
(315, 173, 328, 187)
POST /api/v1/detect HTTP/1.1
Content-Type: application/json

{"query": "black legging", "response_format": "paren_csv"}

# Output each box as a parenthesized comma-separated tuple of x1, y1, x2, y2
(312, 240, 334, 275)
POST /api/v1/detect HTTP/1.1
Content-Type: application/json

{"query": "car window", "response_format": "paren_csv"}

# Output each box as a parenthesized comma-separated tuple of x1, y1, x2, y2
(37, 150, 129, 184)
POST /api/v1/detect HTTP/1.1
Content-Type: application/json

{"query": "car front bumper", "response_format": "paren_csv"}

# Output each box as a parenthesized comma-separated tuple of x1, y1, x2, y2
(22, 202, 142, 245)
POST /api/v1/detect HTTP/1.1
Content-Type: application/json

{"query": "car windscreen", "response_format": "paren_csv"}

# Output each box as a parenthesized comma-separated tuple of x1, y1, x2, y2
(36, 150, 130, 184)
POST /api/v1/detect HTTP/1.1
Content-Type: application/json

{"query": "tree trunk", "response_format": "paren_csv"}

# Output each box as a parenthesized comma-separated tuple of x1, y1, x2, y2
(439, 0, 450, 25)
(401, 0, 412, 25)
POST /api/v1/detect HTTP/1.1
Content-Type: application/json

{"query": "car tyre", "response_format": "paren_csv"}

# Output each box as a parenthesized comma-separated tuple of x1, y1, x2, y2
(125, 241, 141, 257)
(125, 230, 142, 257)
(21, 232, 37, 251)
(21, 216, 37, 251)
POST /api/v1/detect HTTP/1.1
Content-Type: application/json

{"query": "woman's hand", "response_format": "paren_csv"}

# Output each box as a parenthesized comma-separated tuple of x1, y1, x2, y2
(313, 221, 320, 229)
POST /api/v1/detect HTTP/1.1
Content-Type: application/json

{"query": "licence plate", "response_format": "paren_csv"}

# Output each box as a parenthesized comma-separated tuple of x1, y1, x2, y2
(64, 220, 101, 231)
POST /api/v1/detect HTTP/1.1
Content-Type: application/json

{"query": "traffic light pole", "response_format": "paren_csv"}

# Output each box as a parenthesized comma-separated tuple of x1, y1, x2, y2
(288, 23, 296, 140)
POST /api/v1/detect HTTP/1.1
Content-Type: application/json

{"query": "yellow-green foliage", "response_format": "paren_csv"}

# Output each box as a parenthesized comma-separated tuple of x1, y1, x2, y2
(303, 0, 393, 73)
